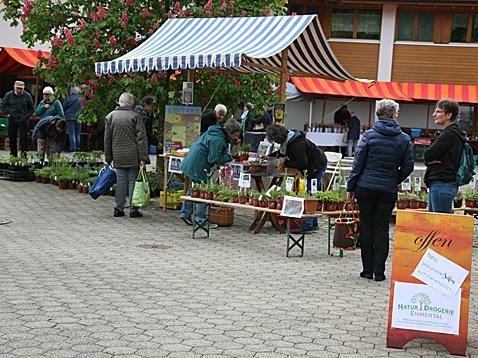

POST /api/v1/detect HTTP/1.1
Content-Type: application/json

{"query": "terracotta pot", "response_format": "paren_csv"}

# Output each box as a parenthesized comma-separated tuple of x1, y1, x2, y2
(276, 198, 283, 210)
(259, 200, 268, 208)
(201, 191, 207, 199)
(252, 198, 259, 207)
(323, 202, 337, 211)
(238, 197, 246, 205)
(465, 199, 474, 208)
(316, 200, 323, 212)
(41, 177, 50, 184)
(212, 193, 219, 201)
(77, 185, 83, 193)
(58, 181, 67, 190)
(304, 199, 318, 214)
(396, 200, 408, 209)
(454, 199, 463, 208)
(208, 192, 214, 200)
(191, 189, 200, 198)
(82, 186, 89, 194)
(67, 181, 76, 189)
(240, 153, 249, 162)
(35, 176, 42, 183)
(409, 200, 420, 209)
(418, 201, 427, 209)
(267, 200, 276, 209)
(474, 200, 478, 208)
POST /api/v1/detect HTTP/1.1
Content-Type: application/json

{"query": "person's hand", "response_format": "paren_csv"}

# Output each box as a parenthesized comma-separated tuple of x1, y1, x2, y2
(44, 103, 50, 109)
(140, 160, 145, 168)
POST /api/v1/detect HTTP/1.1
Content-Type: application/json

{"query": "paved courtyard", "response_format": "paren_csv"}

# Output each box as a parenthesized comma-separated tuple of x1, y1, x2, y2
(0, 179, 477, 358)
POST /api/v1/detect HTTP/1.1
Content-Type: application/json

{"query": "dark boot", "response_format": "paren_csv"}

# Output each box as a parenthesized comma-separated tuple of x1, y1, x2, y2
(114, 208, 125, 217)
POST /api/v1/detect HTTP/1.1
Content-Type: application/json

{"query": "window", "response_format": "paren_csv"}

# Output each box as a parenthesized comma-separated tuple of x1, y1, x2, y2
(331, 9, 381, 40)
(451, 12, 478, 43)
(396, 10, 434, 41)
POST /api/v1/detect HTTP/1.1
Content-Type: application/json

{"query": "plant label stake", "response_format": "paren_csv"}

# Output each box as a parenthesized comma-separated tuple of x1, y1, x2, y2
(310, 179, 318, 194)
(401, 177, 411, 191)
(239, 172, 251, 188)
(414, 177, 421, 192)
(285, 177, 294, 192)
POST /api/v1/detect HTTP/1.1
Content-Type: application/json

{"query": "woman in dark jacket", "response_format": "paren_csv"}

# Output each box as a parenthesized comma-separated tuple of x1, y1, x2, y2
(347, 99, 414, 282)
(266, 124, 328, 190)
(424, 99, 465, 214)
(32, 116, 67, 160)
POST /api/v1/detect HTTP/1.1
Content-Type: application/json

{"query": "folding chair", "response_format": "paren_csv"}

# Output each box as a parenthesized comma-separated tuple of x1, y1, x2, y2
(324, 151, 343, 191)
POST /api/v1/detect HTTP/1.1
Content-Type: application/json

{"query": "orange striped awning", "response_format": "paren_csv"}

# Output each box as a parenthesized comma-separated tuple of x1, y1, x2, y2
(0, 47, 49, 74)
(398, 83, 478, 104)
(291, 77, 412, 101)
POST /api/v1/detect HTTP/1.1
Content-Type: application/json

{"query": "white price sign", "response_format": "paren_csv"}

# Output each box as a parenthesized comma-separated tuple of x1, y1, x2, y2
(239, 173, 251, 188)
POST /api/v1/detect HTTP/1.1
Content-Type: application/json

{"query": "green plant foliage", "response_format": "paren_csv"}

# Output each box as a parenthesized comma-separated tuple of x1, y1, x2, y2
(2, 0, 286, 126)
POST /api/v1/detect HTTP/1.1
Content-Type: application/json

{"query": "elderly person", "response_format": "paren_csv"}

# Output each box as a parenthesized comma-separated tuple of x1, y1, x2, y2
(347, 99, 414, 282)
(424, 99, 465, 213)
(63, 86, 82, 151)
(35, 86, 64, 119)
(200, 104, 227, 134)
(32, 116, 67, 160)
(0, 81, 34, 157)
(180, 119, 242, 227)
(105, 92, 150, 218)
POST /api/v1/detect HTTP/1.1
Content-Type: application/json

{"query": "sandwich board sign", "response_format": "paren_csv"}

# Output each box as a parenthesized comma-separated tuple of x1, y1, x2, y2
(387, 210, 473, 356)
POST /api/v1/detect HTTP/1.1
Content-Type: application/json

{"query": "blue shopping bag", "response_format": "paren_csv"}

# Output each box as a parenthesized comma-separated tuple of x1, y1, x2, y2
(89, 164, 117, 200)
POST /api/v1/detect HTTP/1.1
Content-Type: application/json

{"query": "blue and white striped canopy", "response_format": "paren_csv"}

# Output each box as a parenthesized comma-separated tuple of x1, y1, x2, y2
(95, 15, 355, 81)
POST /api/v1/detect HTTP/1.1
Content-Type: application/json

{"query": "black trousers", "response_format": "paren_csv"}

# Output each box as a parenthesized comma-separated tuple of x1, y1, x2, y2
(355, 186, 397, 275)
(8, 119, 29, 157)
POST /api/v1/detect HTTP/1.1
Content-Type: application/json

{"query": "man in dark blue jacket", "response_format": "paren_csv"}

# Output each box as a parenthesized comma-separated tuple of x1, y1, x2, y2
(63, 87, 81, 151)
(347, 99, 414, 282)
(0, 81, 34, 157)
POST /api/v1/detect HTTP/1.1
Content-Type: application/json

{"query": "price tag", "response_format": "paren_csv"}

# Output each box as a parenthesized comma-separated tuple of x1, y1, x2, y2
(414, 177, 422, 192)
(239, 172, 251, 188)
(310, 179, 317, 194)
(401, 177, 411, 191)
(285, 177, 294, 192)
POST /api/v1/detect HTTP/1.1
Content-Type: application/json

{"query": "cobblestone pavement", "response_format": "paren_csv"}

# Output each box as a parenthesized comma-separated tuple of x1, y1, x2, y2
(0, 179, 477, 358)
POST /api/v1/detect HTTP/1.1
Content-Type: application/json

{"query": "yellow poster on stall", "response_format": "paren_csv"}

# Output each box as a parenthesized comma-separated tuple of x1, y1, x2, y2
(387, 210, 474, 356)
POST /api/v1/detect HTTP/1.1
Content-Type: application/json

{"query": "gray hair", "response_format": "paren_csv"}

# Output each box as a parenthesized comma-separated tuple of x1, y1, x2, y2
(214, 104, 227, 114)
(118, 92, 134, 108)
(223, 119, 241, 134)
(70, 86, 80, 95)
(376, 99, 399, 119)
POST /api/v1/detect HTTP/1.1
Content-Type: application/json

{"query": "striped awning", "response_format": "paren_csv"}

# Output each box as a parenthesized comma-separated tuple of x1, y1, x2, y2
(0, 47, 49, 73)
(399, 83, 478, 104)
(95, 15, 355, 81)
(291, 77, 411, 101)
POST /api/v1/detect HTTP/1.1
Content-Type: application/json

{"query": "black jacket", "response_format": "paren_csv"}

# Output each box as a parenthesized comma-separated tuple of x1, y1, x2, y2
(200, 111, 217, 134)
(1, 90, 34, 123)
(32, 116, 67, 151)
(134, 105, 158, 146)
(424, 123, 465, 186)
(285, 130, 327, 178)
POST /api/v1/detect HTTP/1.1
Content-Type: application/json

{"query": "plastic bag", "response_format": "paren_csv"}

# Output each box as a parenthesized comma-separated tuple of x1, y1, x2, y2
(131, 168, 150, 207)
(89, 164, 117, 200)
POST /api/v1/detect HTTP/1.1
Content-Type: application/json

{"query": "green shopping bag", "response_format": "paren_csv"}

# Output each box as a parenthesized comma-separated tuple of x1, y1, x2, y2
(131, 168, 150, 207)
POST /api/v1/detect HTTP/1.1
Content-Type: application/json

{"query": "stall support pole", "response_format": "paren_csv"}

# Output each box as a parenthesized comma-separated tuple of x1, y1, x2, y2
(278, 49, 288, 104)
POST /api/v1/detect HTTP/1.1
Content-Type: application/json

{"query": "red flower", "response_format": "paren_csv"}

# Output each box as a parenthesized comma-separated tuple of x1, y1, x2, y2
(141, 9, 150, 18)
(151, 73, 158, 86)
(228, 0, 234, 6)
(125, 0, 132, 7)
(131, 37, 138, 46)
(220, 2, 226, 12)
(291, 12, 297, 16)
(78, 21, 86, 31)
(51, 36, 64, 48)
(241, 9, 247, 16)
(63, 28, 76, 45)
(167, 11, 174, 19)
(97, 5, 107, 20)
(109, 36, 116, 47)
(86, 90, 94, 100)
(184, 8, 191, 17)
(48, 55, 57, 70)
(203, 0, 212, 13)
(121, 11, 128, 25)
(93, 39, 101, 50)
(20, 16, 26, 24)
(173, 1, 181, 12)
(81, 99, 87, 108)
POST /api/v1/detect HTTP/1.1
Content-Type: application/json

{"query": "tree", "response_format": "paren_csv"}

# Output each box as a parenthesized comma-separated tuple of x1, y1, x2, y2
(411, 292, 431, 311)
(2, 0, 286, 127)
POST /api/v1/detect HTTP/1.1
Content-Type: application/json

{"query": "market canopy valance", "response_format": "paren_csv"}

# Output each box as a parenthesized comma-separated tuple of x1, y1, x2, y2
(291, 77, 411, 101)
(95, 15, 355, 81)
(0, 47, 49, 74)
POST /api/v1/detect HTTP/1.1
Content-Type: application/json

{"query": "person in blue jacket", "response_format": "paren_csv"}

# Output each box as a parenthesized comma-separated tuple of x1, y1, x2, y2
(180, 119, 241, 228)
(347, 99, 414, 282)
(63, 86, 82, 152)
(34, 86, 64, 120)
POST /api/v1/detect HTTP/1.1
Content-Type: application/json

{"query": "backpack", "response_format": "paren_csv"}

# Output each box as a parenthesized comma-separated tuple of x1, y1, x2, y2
(456, 141, 476, 186)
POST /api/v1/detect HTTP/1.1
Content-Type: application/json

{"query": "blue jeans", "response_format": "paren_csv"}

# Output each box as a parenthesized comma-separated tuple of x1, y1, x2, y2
(306, 167, 327, 193)
(180, 181, 207, 224)
(67, 120, 82, 151)
(428, 181, 458, 214)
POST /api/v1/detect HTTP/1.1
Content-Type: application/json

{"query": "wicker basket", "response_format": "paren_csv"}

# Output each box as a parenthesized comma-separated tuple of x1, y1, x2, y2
(210, 206, 234, 227)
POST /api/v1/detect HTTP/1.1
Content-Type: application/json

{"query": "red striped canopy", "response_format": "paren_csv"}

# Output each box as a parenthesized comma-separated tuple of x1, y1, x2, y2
(0, 47, 49, 73)
(398, 83, 478, 104)
(291, 77, 411, 101)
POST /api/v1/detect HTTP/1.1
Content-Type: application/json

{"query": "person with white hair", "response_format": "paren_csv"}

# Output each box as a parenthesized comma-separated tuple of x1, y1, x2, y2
(200, 103, 227, 134)
(104, 92, 150, 218)
(0, 80, 34, 157)
(347, 99, 414, 282)
(63, 86, 82, 151)
(34, 86, 64, 120)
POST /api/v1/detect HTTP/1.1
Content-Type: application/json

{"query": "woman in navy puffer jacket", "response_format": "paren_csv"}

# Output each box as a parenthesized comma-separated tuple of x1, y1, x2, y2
(347, 99, 414, 282)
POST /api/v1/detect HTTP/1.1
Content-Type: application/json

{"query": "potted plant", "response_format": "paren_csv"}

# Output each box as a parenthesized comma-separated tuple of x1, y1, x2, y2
(464, 189, 475, 208)
(396, 192, 409, 209)
(190, 182, 201, 198)
(267, 188, 280, 209)
(454, 191, 464, 208)
(250, 191, 261, 207)
(238, 190, 248, 205)
(322, 191, 339, 211)
(418, 192, 428, 209)
(239, 143, 252, 161)
(408, 193, 420, 209)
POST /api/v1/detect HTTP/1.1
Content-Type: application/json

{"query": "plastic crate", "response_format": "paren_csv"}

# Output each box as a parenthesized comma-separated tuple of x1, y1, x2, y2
(0, 169, 35, 182)
(159, 190, 184, 209)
